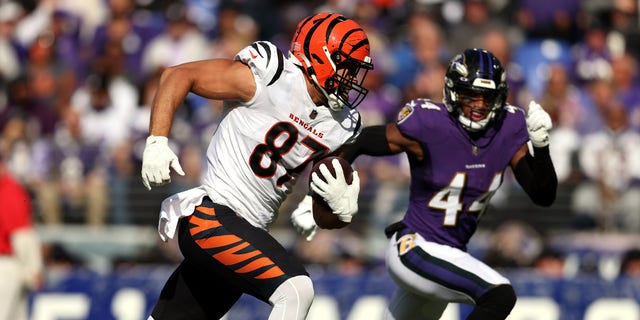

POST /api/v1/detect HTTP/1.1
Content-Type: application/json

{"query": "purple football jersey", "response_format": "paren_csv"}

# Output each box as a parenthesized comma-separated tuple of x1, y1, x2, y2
(396, 99, 529, 251)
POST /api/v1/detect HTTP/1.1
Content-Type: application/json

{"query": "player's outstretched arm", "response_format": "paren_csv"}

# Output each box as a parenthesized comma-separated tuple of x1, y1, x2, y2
(142, 59, 256, 190)
(511, 101, 558, 206)
(149, 59, 255, 137)
(341, 123, 423, 163)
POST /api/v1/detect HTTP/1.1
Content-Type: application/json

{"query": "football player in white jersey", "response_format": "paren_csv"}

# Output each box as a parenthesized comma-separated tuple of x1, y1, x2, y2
(140, 12, 373, 320)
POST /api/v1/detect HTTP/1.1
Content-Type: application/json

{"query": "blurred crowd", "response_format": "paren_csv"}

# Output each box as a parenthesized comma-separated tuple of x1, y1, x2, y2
(1, 0, 640, 278)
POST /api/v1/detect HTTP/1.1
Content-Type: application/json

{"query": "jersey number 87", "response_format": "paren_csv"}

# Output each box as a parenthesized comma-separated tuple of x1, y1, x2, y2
(249, 121, 329, 186)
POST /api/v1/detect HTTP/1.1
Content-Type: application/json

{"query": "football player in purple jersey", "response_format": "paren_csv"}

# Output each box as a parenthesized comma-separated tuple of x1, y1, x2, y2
(294, 48, 557, 319)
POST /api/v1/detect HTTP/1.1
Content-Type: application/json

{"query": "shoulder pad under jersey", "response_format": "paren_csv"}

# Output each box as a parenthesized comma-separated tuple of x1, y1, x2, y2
(505, 104, 525, 117)
(235, 41, 286, 86)
(396, 99, 443, 124)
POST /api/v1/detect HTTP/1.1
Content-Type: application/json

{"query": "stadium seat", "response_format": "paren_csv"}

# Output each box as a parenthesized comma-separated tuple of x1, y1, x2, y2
(347, 296, 387, 320)
(507, 297, 560, 320)
(31, 293, 91, 320)
(584, 298, 640, 320)
(111, 288, 147, 320)
(308, 295, 340, 320)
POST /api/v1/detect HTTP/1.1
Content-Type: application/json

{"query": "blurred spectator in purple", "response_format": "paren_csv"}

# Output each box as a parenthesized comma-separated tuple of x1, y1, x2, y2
(0, 76, 27, 137)
(539, 64, 583, 186)
(70, 71, 136, 149)
(55, 0, 107, 44)
(6, 0, 85, 82)
(141, 1, 210, 117)
(70, 70, 138, 141)
(1, 0, 83, 96)
(90, 0, 162, 83)
(181, 0, 220, 39)
(8, 0, 56, 51)
(0, 1, 25, 84)
(572, 104, 640, 231)
(607, 0, 640, 57)
(23, 31, 77, 137)
(539, 64, 588, 131)
(609, 51, 640, 132)
(208, 4, 259, 60)
(353, 2, 400, 125)
(141, 1, 210, 77)
(1, 73, 60, 225)
(404, 60, 446, 102)
(57, 72, 138, 225)
(386, 11, 449, 100)
(446, 0, 510, 57)
(571, 18, 613, 85)
(358, 67, 401, 126)
(575, 78, 612, 135)
(45, 8, 85, 80)
(515, 0, 582, 42)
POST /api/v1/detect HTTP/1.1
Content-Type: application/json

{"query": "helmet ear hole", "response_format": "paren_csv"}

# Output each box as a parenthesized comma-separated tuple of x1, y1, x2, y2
(325, 76, 335, 88)
(331, 52, 342, 63)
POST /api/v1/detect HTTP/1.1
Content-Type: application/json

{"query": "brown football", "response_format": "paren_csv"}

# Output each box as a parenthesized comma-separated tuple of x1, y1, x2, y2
(310, 156, 354, 229)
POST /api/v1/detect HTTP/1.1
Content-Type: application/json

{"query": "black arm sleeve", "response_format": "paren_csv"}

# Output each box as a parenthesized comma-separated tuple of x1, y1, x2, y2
(342, 125, 393, 163)
(513, 146, 558, 207)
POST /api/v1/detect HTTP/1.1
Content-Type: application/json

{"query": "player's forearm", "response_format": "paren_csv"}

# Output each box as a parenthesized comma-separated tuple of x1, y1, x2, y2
(342, 125, 392, 162)
(514, 146, 558, 206)
(149, 67, 193, 136)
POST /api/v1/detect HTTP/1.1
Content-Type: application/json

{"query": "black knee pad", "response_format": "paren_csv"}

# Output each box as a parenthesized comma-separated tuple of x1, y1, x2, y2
(474, 284, 517, 319)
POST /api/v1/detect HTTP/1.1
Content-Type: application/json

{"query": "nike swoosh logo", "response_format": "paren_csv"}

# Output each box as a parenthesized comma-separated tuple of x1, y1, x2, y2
(250, 51, 257, 59)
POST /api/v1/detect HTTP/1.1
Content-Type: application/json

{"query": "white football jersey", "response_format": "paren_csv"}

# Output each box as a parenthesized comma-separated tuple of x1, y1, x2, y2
(202, 41, 361, 230)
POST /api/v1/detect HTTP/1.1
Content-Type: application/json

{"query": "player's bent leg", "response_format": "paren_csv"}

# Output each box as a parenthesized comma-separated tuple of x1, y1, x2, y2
(176, 198, 311, 317)
(268, 275, 314, 320)
(385, 226, 513, 320)
(466, 284, 516, 320)
(149, 260, 242, 320)
(383, 286, 447, 320)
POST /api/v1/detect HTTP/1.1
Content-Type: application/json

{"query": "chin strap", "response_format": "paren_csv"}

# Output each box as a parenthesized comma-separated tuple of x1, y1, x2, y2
(458, 111, 495, 132)
(288, 53, 344, 111)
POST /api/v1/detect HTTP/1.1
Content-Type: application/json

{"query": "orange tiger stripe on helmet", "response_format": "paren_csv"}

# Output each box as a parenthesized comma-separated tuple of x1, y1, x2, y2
(289, 12, 371, 91)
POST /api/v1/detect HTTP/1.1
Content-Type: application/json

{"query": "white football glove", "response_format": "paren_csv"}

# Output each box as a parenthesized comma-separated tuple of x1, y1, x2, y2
(290, 195, 317, 241)
(310, 159, 360, 222)
(141, 136, 185, 190)
(526, 100, 553, 148)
